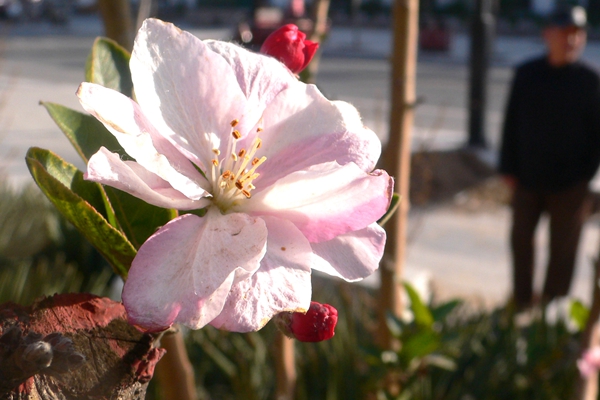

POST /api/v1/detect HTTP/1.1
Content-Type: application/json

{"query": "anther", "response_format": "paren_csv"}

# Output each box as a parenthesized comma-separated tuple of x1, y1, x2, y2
(212, 149, 221, 156)
(222, 170, 232, 179)
(252, 157, 260, 166)
(257, 127, 263, 132)
(231, 119, 239, 127)
(235, 181, 244, 190)
(212, 159, 219, 166)
(232, 130, 241, 139)
(242, 190, 251, 198)
(256, 138, 262, 149)
(231, 153, 238, 161)
(238, 149, 246, 157)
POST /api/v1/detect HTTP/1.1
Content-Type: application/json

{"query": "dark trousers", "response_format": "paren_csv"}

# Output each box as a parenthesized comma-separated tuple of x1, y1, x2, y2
(510, 181, 591, 307)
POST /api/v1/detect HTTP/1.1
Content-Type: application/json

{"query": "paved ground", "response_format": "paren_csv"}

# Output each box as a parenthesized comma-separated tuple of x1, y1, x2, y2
(2, 14, 600, 308)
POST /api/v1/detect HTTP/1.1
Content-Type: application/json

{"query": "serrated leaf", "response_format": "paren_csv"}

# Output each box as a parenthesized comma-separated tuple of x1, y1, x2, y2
(404, 282, 434, 329)
(85, 37, 133, 97)
(26, 147, 135, 279)
(41, 102, 128, 164)
(378, 192, 400, 226)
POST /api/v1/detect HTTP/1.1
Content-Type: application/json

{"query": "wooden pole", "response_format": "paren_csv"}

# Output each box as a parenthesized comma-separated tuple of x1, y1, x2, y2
(97, 0, 134, 51)
(273, 332, 297, 400)
(377, 0, 419, 348)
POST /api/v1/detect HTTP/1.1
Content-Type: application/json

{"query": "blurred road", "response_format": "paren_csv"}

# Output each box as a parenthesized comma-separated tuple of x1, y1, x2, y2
(2, 14, 600, 307)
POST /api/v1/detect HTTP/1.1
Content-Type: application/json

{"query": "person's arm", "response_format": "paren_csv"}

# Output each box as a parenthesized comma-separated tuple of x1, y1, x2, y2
(584, 74, 600, 180)
(498, 68, 521, 184)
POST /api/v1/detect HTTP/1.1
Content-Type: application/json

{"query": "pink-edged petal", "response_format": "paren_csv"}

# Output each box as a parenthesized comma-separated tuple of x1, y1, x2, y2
(86, 147, 207, 210)
(210, 216, 312, 332)
(204, 40, 295, 134)
(244, 161, 393, 243)
(311, 223, 386, 281)
(131, 19, 250, 163)
(123, 211, 268, 330)
(238, 84, 380, 189)
(77, 82, 209, 199)
(191, 208, 268, 295)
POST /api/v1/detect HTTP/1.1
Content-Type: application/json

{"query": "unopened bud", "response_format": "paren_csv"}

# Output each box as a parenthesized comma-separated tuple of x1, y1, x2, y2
(274, 301, 338, 342)
(260, 24, 319, 74)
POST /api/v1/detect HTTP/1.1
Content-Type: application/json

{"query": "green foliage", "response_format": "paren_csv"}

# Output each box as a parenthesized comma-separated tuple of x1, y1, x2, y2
(377, 288, 581, 400)
(0, 182, 114, 305)
(569, 299, 589, 332)
(85, 37, 133, 97)
(26, 147, 135, 279)
(29, 36, 178, 277)
(378, 192, 400, 227)
(42, 102, 129, 163)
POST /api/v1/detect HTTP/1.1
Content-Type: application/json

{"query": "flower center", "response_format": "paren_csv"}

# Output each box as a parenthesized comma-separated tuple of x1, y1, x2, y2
(210, 119, 266, 211)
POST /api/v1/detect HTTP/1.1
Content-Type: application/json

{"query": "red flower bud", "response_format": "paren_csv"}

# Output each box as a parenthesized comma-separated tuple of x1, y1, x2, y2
(260, 24, 319, 74)
(275, 301, 338, 342)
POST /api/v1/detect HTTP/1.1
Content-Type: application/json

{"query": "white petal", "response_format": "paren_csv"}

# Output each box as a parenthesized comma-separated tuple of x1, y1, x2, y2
(311, 223, 386, 281)
(77, 82, 209, 199)
(204, 40, 296, 135)
(244, 161, 393, 243)
(86, 147, 208, 210)
(123, 211, 268, 330)
(210, 216, 312, 332)
(240, 84, 381, 189)
(131, 19, 250, 165)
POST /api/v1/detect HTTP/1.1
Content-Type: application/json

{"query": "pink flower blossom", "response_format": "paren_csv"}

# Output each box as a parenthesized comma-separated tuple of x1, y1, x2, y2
(275, 301, 338, 342)
(78, 19, 392, 332)
(260, 24, 319, 73)
(578, 346, 600, 378)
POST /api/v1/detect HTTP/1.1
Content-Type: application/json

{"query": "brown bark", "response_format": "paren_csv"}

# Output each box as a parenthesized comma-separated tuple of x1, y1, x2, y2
(377, 0, 419, 348)
(0, 293, 165, 399)
(97, 0, 134, 51)
(153, 329, 197, 400)
(273, 332, 296, 400)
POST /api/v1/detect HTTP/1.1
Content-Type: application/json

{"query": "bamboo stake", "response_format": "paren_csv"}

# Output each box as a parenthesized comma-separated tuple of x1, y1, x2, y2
(377, 0, 420, 348)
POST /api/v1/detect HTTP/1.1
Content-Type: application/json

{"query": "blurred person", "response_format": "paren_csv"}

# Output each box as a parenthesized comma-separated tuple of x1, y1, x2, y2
(499, 5, 600, 309)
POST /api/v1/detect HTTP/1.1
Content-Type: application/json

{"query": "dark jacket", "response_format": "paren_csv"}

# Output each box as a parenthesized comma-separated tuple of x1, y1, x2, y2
(499, 56, 600, 192)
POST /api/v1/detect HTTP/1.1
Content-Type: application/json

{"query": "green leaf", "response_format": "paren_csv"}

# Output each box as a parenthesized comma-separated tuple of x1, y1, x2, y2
(41, 102, 128, 164)
(41, 102, 176, 248)
(431, 299, 462, 323)
(404, 282, 434, 329)
(85, 37, 133, 97)
(378, 192, 400, 227)
(401, 330, 440, 363)
(569, 300, 589, 332)
(26, 147, 135, 279)
(104, 187, 177, 249)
